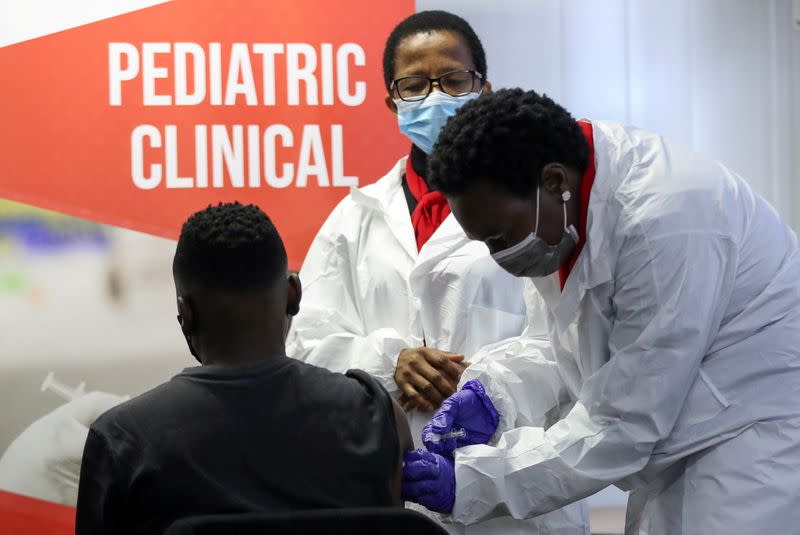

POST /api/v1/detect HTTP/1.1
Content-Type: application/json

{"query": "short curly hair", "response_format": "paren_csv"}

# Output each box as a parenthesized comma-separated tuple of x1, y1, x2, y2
(173, 202, 287, 292)
(383, 10, 487, 92)
(428, 88, 589, 198)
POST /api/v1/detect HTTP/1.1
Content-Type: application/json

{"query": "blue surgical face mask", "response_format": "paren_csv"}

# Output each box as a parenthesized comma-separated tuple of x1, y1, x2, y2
(395, 91, 479, 154)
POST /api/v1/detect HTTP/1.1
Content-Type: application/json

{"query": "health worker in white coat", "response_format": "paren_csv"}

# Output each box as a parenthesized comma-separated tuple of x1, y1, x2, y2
(401, 88, 800, 535)
(286, 11, 588, 535)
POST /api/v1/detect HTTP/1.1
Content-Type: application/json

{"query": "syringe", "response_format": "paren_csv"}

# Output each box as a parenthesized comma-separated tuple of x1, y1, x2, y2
(427, 427, 467, 443)
(40, 371, 86, 402)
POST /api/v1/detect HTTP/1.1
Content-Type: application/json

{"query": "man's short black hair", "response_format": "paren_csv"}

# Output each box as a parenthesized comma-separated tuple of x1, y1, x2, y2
(173, 202, 287, 292)
(428, 88, 589, 198)
(383, 10, 487, 91)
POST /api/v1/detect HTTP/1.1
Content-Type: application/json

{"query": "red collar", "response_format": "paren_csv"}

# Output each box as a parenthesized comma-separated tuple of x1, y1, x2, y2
(405, 156, 451, 251)
(558, 121, 596, 290)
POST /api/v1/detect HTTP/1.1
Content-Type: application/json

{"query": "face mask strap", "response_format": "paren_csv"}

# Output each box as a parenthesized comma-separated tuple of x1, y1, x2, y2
(535, 186, 571, 235)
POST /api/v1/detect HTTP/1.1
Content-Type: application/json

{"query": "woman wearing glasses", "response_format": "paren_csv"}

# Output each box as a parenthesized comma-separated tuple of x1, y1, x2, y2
(286, 10, 588, 535)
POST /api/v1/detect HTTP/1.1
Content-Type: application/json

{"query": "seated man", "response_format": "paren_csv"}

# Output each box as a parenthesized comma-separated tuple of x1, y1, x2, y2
(75, 202, 412, 534)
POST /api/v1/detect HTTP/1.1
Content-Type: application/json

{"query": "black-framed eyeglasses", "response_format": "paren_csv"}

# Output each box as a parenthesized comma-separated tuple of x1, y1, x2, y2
(391, 70, 484, 102)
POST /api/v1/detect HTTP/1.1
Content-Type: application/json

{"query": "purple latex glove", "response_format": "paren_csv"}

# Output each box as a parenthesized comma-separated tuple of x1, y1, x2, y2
(422, 379, 499, 457)
(401, 449, 455, 514)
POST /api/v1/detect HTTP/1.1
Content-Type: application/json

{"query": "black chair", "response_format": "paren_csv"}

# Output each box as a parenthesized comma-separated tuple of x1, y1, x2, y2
(164, 507, 450, 534)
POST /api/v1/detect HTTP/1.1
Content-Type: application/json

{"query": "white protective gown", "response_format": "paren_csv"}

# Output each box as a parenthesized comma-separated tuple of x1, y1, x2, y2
(454, 121, 800, 534)
(287, 157, 589, 534)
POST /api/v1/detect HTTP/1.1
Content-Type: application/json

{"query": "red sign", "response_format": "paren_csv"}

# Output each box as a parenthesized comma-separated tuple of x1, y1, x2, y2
(0, 490, 75, 535)
(0, 0, 412, 267)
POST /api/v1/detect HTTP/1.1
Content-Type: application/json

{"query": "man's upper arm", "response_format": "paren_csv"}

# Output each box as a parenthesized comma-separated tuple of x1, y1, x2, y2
(390, 398, 412, 506)
(345, 369, 412, 506)
(392, 398, 413, 454)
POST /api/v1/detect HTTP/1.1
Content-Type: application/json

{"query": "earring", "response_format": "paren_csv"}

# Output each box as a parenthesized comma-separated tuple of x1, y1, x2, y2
(562, 190, 572, 202)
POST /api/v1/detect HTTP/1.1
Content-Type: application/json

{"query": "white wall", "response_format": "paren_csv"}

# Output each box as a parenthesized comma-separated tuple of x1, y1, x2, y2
(0, 0, 167, 47)
(418, 0, 800, 231)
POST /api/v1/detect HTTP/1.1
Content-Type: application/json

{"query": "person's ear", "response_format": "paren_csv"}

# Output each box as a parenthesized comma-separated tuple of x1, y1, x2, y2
(176, 296, 195, 335)
(286, 272, 302, 316)
(385, 93, 398, 116)
(481, 80, 492, 94)
(540, 163, 570, 200)
(177, 296, 200, 361)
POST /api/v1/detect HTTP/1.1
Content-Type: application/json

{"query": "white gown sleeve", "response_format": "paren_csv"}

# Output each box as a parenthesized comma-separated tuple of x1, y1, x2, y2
(460, 338, 570, 435)
(460, 279, 569, 434)
(286, 200, 412, 393)
(452, 231, 736, 524)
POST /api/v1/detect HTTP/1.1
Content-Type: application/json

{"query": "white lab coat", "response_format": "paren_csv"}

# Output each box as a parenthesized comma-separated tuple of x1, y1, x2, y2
(287, 157, 589, 534)
(454, 121, 800, 534)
